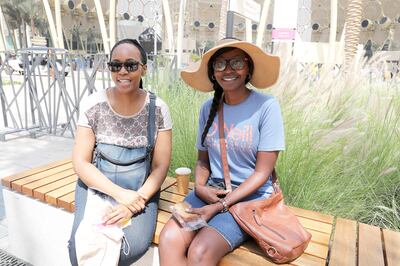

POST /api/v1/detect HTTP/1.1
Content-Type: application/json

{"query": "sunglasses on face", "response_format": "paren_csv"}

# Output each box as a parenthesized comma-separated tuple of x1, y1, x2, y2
(213, 56, 249, 72)
(107, 59, 143, 72)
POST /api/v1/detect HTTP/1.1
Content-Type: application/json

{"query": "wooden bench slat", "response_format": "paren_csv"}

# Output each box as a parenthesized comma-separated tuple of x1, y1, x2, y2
(297, 216, 332, 234)
(161, 177, 177, 191)
(288, 206, 334, 224)
(158, 199, 175, 213)
(383, 228, 400, 266)
(304, 241, 329, 259)
(33, 175, 77, 201)
(45, 181, 77, 206)
(292, 253, 326, 266)
(358, 223, 385, 266)
(58, 191, 75, 212)
(219, 247, 279, 266)
(21, 168, 76, 197)
(1, 158, 71, 188)
(328, 218, 357, 266)
(156, 210, 172, 224)
(306, 228, 331, 246)
(11, 163, 73, 192)
(160, 191, 185, 203)
(165, 184, 194, 196)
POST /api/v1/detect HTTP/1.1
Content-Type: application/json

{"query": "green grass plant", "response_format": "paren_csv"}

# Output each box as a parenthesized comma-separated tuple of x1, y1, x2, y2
(151, 60, 399, 231)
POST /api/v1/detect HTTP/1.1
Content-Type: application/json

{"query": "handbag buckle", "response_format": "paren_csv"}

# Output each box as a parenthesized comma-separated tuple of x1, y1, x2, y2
(267, 247, 277, 257)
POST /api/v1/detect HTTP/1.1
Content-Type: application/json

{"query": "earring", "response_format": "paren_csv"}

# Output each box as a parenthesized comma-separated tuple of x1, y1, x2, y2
(246, 74, 252, 80)
(211, 75, 216, 81)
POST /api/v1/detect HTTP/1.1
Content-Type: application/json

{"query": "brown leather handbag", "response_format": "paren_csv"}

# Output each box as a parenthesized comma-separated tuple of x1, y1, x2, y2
(217, 105, 311, 264)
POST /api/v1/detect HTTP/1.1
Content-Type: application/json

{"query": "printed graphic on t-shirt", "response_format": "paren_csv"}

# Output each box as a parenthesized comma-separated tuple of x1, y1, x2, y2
(205, 121, 254, 152)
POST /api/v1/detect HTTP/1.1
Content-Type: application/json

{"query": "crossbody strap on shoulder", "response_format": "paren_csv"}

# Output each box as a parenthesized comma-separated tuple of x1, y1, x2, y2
(144, 91, 157, 179)
(147, 91, 156, 153)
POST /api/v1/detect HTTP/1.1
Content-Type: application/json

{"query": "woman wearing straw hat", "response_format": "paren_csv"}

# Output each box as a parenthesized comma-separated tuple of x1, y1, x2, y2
(159, 38, 285, 265)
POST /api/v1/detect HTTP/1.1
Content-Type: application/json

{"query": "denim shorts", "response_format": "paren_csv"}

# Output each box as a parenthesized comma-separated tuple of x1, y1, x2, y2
(184, 182, 271, 250)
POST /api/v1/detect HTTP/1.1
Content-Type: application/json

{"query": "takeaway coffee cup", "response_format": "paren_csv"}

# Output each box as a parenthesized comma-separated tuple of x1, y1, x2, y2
(175, 167, 191, 195)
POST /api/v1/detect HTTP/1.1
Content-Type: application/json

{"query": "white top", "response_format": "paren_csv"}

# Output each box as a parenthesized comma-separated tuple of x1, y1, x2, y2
(78, 89, 172, 148)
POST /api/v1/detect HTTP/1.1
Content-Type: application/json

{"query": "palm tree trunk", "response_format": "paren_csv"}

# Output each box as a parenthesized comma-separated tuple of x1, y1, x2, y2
(343, 0, 363, 70)
(20, 22, 27, 48)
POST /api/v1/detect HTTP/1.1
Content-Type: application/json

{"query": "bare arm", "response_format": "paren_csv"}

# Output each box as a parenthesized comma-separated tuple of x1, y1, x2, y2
(194, 150, 230, 204)
(194, 150, 211, 187)
(138, 129, 172, 200)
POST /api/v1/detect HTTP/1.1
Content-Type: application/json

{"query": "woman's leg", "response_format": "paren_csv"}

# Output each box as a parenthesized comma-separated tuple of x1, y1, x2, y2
(187, 227, 231, 266)
(159, 218, 196, 266)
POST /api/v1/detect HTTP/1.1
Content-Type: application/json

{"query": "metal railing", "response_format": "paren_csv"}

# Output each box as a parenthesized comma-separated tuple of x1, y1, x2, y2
(0, 48, 110, 140)
(0, 48, 178, 140)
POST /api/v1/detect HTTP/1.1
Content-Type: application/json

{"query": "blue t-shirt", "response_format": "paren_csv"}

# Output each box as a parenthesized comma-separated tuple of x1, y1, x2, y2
(196, 90, 285, 195)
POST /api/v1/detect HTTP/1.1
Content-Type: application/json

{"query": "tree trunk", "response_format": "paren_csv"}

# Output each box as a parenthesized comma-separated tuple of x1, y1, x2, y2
(19, 22, 27, 48)
(343, 0, 363, 70)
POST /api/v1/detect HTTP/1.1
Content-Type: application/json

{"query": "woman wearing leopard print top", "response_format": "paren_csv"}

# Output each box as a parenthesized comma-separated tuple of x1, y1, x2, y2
(68, 39, 172, 265)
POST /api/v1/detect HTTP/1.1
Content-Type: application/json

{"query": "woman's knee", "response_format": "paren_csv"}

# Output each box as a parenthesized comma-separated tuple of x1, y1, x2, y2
(187, 228, 230, 265)
(159, 223, 181, 249)
(187, 241, 214, 265)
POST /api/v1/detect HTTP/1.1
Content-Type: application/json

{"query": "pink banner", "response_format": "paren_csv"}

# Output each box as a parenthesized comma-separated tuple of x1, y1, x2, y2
(272, 28, 296, 41)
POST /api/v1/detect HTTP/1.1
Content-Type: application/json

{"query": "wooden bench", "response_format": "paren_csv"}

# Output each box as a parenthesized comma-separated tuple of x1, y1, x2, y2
(2, 158, 400, 266)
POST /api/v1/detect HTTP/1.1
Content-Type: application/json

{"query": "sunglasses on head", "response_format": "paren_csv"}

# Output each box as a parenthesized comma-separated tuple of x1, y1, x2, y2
(107, 59, 143, 72)
(213, 56, 249, 72)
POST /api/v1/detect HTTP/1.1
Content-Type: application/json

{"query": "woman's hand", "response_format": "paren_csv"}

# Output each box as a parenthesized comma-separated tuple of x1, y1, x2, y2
(102, 204, 132, 227)
(189, 203, 222, 222)
(195, 184, 229, 204)
(114, 189, 147, 214)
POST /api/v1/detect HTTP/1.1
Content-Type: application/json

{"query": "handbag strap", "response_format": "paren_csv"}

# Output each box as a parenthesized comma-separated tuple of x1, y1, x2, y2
(145, 91, 157, 180)
(147, 91, 156, 153)
(218, 102, 232, 192)
(217, 102, 278, 189)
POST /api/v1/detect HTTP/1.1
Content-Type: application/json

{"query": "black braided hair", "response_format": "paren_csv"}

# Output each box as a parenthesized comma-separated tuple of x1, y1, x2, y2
(109, 38, 147, 89)
(200, 46, 254, 146)
(200, 83, 223, 146)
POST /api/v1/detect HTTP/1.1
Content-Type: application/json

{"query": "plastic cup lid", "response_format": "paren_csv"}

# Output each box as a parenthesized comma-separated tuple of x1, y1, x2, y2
(175, 167, 191, 175)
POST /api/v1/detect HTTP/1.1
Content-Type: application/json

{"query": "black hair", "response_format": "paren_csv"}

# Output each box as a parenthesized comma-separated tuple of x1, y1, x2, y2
(200, 44, 254, 146)
(109, 38, 147, 88)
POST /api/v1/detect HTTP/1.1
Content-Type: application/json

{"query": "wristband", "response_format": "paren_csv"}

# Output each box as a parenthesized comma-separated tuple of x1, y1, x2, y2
(219, 198, 229, 213)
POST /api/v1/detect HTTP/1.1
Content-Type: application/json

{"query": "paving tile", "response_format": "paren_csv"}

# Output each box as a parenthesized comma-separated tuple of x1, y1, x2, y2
(0, 218, 8, 227)
(0, 235, 10, 252)
(0, 224, 7, 238)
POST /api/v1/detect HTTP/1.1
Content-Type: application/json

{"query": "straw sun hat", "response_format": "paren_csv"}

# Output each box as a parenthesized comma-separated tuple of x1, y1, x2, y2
(180, 38, 280, 92)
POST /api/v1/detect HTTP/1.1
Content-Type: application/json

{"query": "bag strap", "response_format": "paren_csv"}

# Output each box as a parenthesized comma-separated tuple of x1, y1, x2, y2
(218, 102, 232, 192)
(147, 91, 156, 152)
(217, 102, 278, 189)
(145, 91, 157, 180)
